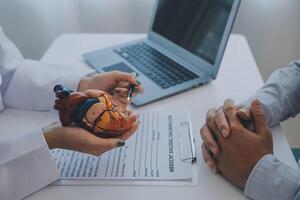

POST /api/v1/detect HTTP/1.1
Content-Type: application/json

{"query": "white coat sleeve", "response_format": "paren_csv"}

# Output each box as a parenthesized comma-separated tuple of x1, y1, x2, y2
(3, 59, 91, 111)
(0, 25, 92, 111)
(0, 26, 90, 200)
(0, 128, 59, 200)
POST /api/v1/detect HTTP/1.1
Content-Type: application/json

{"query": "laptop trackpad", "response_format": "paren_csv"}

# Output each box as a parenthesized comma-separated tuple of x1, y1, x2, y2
(102, 62, 136, 74)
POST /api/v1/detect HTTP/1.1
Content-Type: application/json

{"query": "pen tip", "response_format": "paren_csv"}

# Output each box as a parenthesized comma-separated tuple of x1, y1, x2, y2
(132, 72, 137, 78)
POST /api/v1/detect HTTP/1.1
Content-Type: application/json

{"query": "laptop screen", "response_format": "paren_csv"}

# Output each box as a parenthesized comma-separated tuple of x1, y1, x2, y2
(152, 0, 234, 65)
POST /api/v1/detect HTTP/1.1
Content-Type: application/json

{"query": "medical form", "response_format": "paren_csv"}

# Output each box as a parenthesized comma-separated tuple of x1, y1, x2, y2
(51, 110, 195, 181)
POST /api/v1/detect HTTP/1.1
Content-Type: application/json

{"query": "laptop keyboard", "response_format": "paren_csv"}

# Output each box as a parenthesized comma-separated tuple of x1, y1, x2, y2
(114, 43, 199, 89)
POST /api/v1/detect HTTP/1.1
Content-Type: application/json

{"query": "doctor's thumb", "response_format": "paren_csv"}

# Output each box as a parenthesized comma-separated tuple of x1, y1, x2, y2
(99, 138, 126, 151)
(89, 138, 126, 156)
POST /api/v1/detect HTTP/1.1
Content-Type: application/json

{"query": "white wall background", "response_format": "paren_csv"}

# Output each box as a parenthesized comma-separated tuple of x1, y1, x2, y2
(0, 0, 300, 146)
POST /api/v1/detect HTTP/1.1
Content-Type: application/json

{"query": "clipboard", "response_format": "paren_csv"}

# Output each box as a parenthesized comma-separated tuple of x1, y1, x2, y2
(178, 122, 196, 162)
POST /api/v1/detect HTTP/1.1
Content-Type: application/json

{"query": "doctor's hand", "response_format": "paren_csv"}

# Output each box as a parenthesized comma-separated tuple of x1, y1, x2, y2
(43, 121, 139, 156)
(78, 71, 144, 104)
(207, 99, 273, 189)
(200, 102, 251, 173)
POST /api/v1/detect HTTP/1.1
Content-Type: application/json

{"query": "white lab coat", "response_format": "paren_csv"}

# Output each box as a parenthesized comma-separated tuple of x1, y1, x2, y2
(0, 26, 90, 200)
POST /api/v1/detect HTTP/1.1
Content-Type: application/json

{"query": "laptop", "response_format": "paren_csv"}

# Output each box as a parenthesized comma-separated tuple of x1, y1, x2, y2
(83, 0, 241, 106)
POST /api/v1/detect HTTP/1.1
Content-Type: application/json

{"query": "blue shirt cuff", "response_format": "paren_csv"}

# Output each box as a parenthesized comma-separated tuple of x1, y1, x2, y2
(244, 154, 300, 200)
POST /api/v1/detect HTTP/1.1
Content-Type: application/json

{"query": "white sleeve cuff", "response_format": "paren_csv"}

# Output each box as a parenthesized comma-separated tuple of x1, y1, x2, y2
(0, 128, 59, 200)
(3, 59, 92, 111)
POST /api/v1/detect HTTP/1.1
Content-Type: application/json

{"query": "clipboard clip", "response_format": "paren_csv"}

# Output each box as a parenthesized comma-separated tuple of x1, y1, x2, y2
(178, 122, 197, 163)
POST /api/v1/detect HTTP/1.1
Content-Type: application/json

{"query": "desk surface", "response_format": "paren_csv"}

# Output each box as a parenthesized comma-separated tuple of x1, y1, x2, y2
(19, 34, 296, 199)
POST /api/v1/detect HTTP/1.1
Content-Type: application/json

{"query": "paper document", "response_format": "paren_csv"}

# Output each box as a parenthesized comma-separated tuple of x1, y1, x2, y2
(51, 110, 194, 181)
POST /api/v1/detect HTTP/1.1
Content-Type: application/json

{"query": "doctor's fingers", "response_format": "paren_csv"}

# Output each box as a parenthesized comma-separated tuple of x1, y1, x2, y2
(201, 143, 218, 174)
(111, 71, 137, 83)
(113, 94, 130, 105)
(54, 99, 64, 107)
(89, 138, 126, 156)
(113, 89, 138, 105)
(117, 81, 144, 94)
(128, 112, 138, 124)
(119, 112, 139, 129)
(117, 83, 144, 94)
(119, 121, 140, 141)
(84, 89, 106, 98)
(114, 87, 139, 97)
(200, 124, 220, 156)
(114, 87, 129, 95)
(111, 71, 143, 92)
(54, 103, 62, 110)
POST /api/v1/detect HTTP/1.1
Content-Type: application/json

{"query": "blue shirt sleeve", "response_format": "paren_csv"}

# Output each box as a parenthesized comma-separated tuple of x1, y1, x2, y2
(245, 154, 300, 200)
(243, 61, 300, 126)
(242, 61, 300, 199)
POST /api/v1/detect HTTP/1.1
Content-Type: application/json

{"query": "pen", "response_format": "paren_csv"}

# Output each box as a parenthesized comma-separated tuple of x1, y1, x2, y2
(127, 72, 137, 103)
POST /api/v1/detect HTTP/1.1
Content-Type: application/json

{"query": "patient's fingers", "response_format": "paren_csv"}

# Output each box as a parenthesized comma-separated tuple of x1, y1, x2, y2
(237, 106, 251, 120)
(201, 143, 218, 174)
(214, 107, 230, 138)
(224, 99, 239, 125)
(200, 124, 219, 155)
(206, 108, 219, 135)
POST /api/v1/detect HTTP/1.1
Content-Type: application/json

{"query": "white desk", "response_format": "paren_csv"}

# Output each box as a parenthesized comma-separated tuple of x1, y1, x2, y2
(11, 33, 295, 199)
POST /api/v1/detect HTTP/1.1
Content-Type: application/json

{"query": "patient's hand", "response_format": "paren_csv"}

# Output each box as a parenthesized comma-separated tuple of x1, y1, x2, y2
(200, 102, 251, 173)
(215, 100, 273, 188)
(204, 99, 273, 188)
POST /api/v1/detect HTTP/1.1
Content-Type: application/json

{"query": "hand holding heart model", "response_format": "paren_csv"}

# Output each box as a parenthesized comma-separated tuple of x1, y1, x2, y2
(53, 85, 137, 138)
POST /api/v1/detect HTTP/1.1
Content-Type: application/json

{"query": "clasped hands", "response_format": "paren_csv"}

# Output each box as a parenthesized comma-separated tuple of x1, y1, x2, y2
(200, 99, 273, 189)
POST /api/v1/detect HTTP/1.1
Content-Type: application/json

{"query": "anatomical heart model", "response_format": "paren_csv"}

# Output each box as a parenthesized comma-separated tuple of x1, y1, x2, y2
(53, 85, 134, 138)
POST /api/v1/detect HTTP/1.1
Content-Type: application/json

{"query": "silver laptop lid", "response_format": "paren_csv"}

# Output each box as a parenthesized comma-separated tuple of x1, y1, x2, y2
(148, 0, 241, 79)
